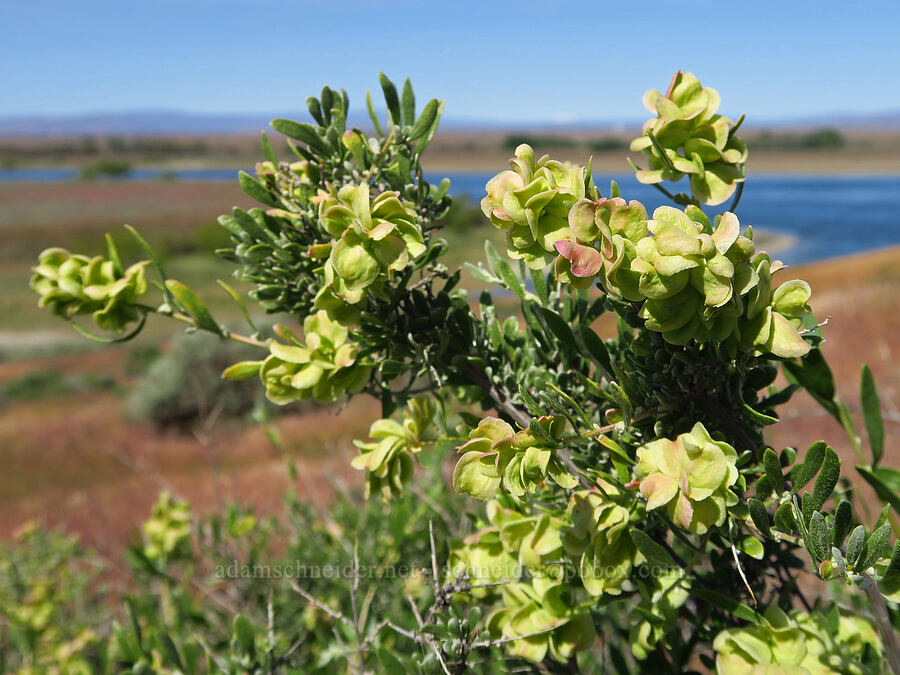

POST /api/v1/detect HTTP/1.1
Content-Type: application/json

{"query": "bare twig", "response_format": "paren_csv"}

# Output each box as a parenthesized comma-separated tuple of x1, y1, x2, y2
(861, 572, 900, 675)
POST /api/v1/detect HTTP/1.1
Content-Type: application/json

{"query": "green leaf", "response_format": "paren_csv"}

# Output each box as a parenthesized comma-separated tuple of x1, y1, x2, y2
(773, 501, 796, 534)
(763, 448, 784, 494)
(744, 403, 779, 427)
(861, 364, 885, 468)
(578, 325, 612, 377)
(630, 529, 678, 569)
(365, 91, 384, 136)
(306, 96, 324, 126)
(518, 384, 544, 417)
(832, 547, 847, 579)
(806, 446, 840, 515)
(270, 119, 330, 155)
(377, 648, 408, 675)
(529, 417, 556, 445)
(748, 498, 772, 539)
(530, 267, 550, 305)
(238, 171, 280, 208)
(165, 280, 223, 335)
(158, 633, 185, 671)
(861, 523, 892, 571)
(856, 465, 900, 512)
(125, 596, 144, 650)
(400, 77, 415, 126)
(260, 131, 277, 163)
(789, 441, 826, 493)
(608, 381, 633, 424)
(846, 525, 866, 568)
(885, 541, 900, 578)
(416, 101, 444, 154)
(833, 499, 853, 548)
(809, 511, 830, 561)
(124, 224, 171, 301)
(484, 240, 527, 300)
(72, 313, 147, 344)
(409, 99, 439, 141)
(216, 280, 258, 333)
(105, 233, 123, 275)
(222, 361, 263, 381)
(378, 72, 401, 126)
(783, 348, 836, 416)
(740, 535, 765, 560)
(463, 262, 500, 285)
(540, 308, 579, 355)
(691, 588, 761, 624)
(232, 615, 255, 656)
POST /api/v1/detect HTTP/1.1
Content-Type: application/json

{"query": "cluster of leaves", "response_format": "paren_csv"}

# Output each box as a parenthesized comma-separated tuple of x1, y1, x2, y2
(26, 71, 900, 673)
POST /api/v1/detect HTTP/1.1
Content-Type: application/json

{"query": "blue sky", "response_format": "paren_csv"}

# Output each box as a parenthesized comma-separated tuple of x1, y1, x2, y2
(3, 0, 899, 123)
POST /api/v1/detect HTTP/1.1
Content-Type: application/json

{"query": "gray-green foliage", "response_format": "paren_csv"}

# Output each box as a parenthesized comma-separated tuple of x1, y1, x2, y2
(125, 330, 274, 430)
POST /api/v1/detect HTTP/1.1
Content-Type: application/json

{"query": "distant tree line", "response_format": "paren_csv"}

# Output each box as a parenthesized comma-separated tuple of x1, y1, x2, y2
(501, 133, 629, 152)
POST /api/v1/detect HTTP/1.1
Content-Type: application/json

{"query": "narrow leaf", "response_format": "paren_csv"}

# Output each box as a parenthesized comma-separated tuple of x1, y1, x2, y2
(808, 446, 841, 513)
(846, 525, 866, 568)
(832, 499, 852, 548)
(260, 131, 277, 163)
(578, 325, 612, 377)
(691, 588, 762, 624)
(238, 171, 280, 208)
(748, 498, 772, 539)
(216, 280, 258, 333)
(409, 99, 439, 140)
(400, 77, 415, 126)
(365, 91, 384, 136)
(861, 364, 885, 468)
(861, 523, 893, 571)
(540, 308, 579, 355)
(165, 280, 223, 335)
(270, 119, 330, 155)
(789, 441, 826, 493)
(763, 448, 784, 494)
(378, 72, 401, 126)
(630, 529, 677, 569)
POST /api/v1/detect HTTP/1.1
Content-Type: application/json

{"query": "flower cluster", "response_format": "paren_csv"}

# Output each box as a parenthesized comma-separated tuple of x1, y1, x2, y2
(630, 71, 747, 205)
(350, 397, 436, 500)
(452, 416, 578, 501)
(481, 144, 586, 269)
(714, 606, 882, 675)
(449, 503, 595, 666)
(551, 199, 813, 356)
(562, 481, 637, 596)
(635, 422, 739, 534)
(314, 184, 425, 322)
(30, 247, 149, 333)
(485, 579, 595, 664)
(223, 310, 371, 404)
(141, 491, 192, 564)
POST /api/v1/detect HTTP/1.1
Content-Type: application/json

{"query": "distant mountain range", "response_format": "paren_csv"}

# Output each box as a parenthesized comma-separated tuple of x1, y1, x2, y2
(1, 109, 898, 136)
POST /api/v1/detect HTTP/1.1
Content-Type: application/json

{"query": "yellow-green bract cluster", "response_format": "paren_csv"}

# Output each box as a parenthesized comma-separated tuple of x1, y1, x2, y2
(223, 310, 371, 405)
(30, 247, 149, 333)
(631, 71, 747, 206)
(635, 422, 739, 534)
(314, 184, 425, 323)
(447, 501, 595, 664)
(480, 144, 586, 269)
(350, 398, 436, 501)
(563, 481, 637, 597)
(539, 185, 812, 357)
(452, 416, 578, 502)
(714, 606, 882, 675)
(141, 491, 192, 564)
